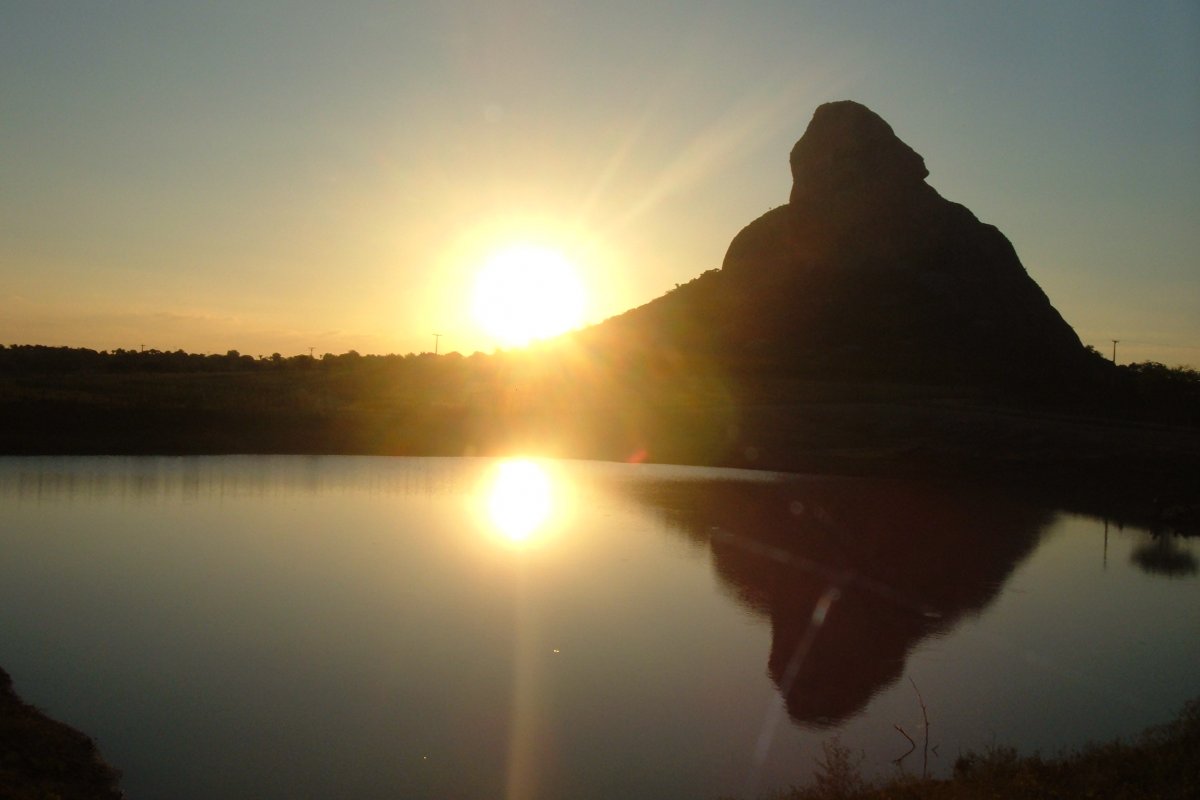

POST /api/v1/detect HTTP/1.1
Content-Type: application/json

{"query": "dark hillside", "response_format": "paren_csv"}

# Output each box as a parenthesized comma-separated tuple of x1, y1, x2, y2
(580, 101, 1093, 387)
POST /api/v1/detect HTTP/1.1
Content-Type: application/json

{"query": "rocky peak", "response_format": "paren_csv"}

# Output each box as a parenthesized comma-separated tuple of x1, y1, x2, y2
(789, 100, 929, 206)
(589, 100, 1091, 387)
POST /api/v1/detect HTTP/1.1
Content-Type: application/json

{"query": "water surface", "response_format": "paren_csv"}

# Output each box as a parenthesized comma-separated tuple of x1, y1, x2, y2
(0, 456, 1196, 799)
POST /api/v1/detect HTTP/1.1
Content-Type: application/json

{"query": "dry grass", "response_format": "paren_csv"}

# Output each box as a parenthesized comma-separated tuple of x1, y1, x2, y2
(748, 698, 1200, 800)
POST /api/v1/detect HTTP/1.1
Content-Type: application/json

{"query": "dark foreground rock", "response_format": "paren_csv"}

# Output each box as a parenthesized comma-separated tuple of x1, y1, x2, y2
(0, 667, 123, 799)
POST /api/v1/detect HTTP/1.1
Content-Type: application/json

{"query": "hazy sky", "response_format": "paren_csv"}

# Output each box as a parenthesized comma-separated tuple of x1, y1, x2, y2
(3, 1, 1198, 364)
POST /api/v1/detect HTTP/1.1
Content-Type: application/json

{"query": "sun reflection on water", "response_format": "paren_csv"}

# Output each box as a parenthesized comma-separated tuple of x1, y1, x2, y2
(482, 459, 563, 546)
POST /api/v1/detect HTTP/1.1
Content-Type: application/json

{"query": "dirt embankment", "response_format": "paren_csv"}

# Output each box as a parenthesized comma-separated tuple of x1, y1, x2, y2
(0, 667, 123, 799)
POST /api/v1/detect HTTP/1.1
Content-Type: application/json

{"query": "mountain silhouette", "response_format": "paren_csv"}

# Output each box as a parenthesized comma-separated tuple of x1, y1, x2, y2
(582, 100, 1091, 385)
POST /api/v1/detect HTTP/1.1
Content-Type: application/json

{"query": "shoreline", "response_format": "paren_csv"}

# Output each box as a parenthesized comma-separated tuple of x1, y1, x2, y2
(4, 397, 1197, 534)
(0, 667, 123, 799)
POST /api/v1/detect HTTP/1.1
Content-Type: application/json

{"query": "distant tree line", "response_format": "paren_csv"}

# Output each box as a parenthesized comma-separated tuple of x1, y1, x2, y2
(1109, 360, 1200, 427)
(1, 343, 1196, 427)
(0, 344, 484, 374)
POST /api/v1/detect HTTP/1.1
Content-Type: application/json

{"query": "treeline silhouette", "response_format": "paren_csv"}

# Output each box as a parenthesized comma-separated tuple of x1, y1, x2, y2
(3, 343, 1195, 426)
(0, 344, 475, 374)
(1112, 357, 1200, 424)
(0, 344, 519, 459)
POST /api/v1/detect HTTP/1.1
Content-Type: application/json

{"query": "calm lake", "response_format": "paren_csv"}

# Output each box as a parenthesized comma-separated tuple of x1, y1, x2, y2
(1, 456, 1197, 799)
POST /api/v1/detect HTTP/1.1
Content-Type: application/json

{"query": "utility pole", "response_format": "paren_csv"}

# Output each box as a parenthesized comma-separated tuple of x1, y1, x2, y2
(1111, 339, 1120, 364)
(432, 333, 442, 355)
(1103, 519, 1109, 570)
(308, 346, 314, 359)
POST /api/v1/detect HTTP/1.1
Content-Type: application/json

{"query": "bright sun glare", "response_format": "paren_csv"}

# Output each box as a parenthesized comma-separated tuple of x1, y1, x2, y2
(485, 459, 555, 544)
(471, 244, 586, 347)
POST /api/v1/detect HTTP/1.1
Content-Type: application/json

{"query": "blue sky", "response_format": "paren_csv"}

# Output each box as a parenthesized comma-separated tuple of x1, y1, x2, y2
(2, 1, 1197, 364)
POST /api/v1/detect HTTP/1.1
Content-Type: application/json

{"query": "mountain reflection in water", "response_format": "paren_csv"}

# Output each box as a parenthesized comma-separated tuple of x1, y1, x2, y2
(629, 477, 1051, 727)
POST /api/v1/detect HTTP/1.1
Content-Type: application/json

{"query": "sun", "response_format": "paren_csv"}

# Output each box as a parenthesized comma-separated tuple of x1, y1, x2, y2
(471, 244, 587, 347)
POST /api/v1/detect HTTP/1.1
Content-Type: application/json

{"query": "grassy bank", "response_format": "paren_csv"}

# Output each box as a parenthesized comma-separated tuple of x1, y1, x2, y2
(743, 698, 1200, 799)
